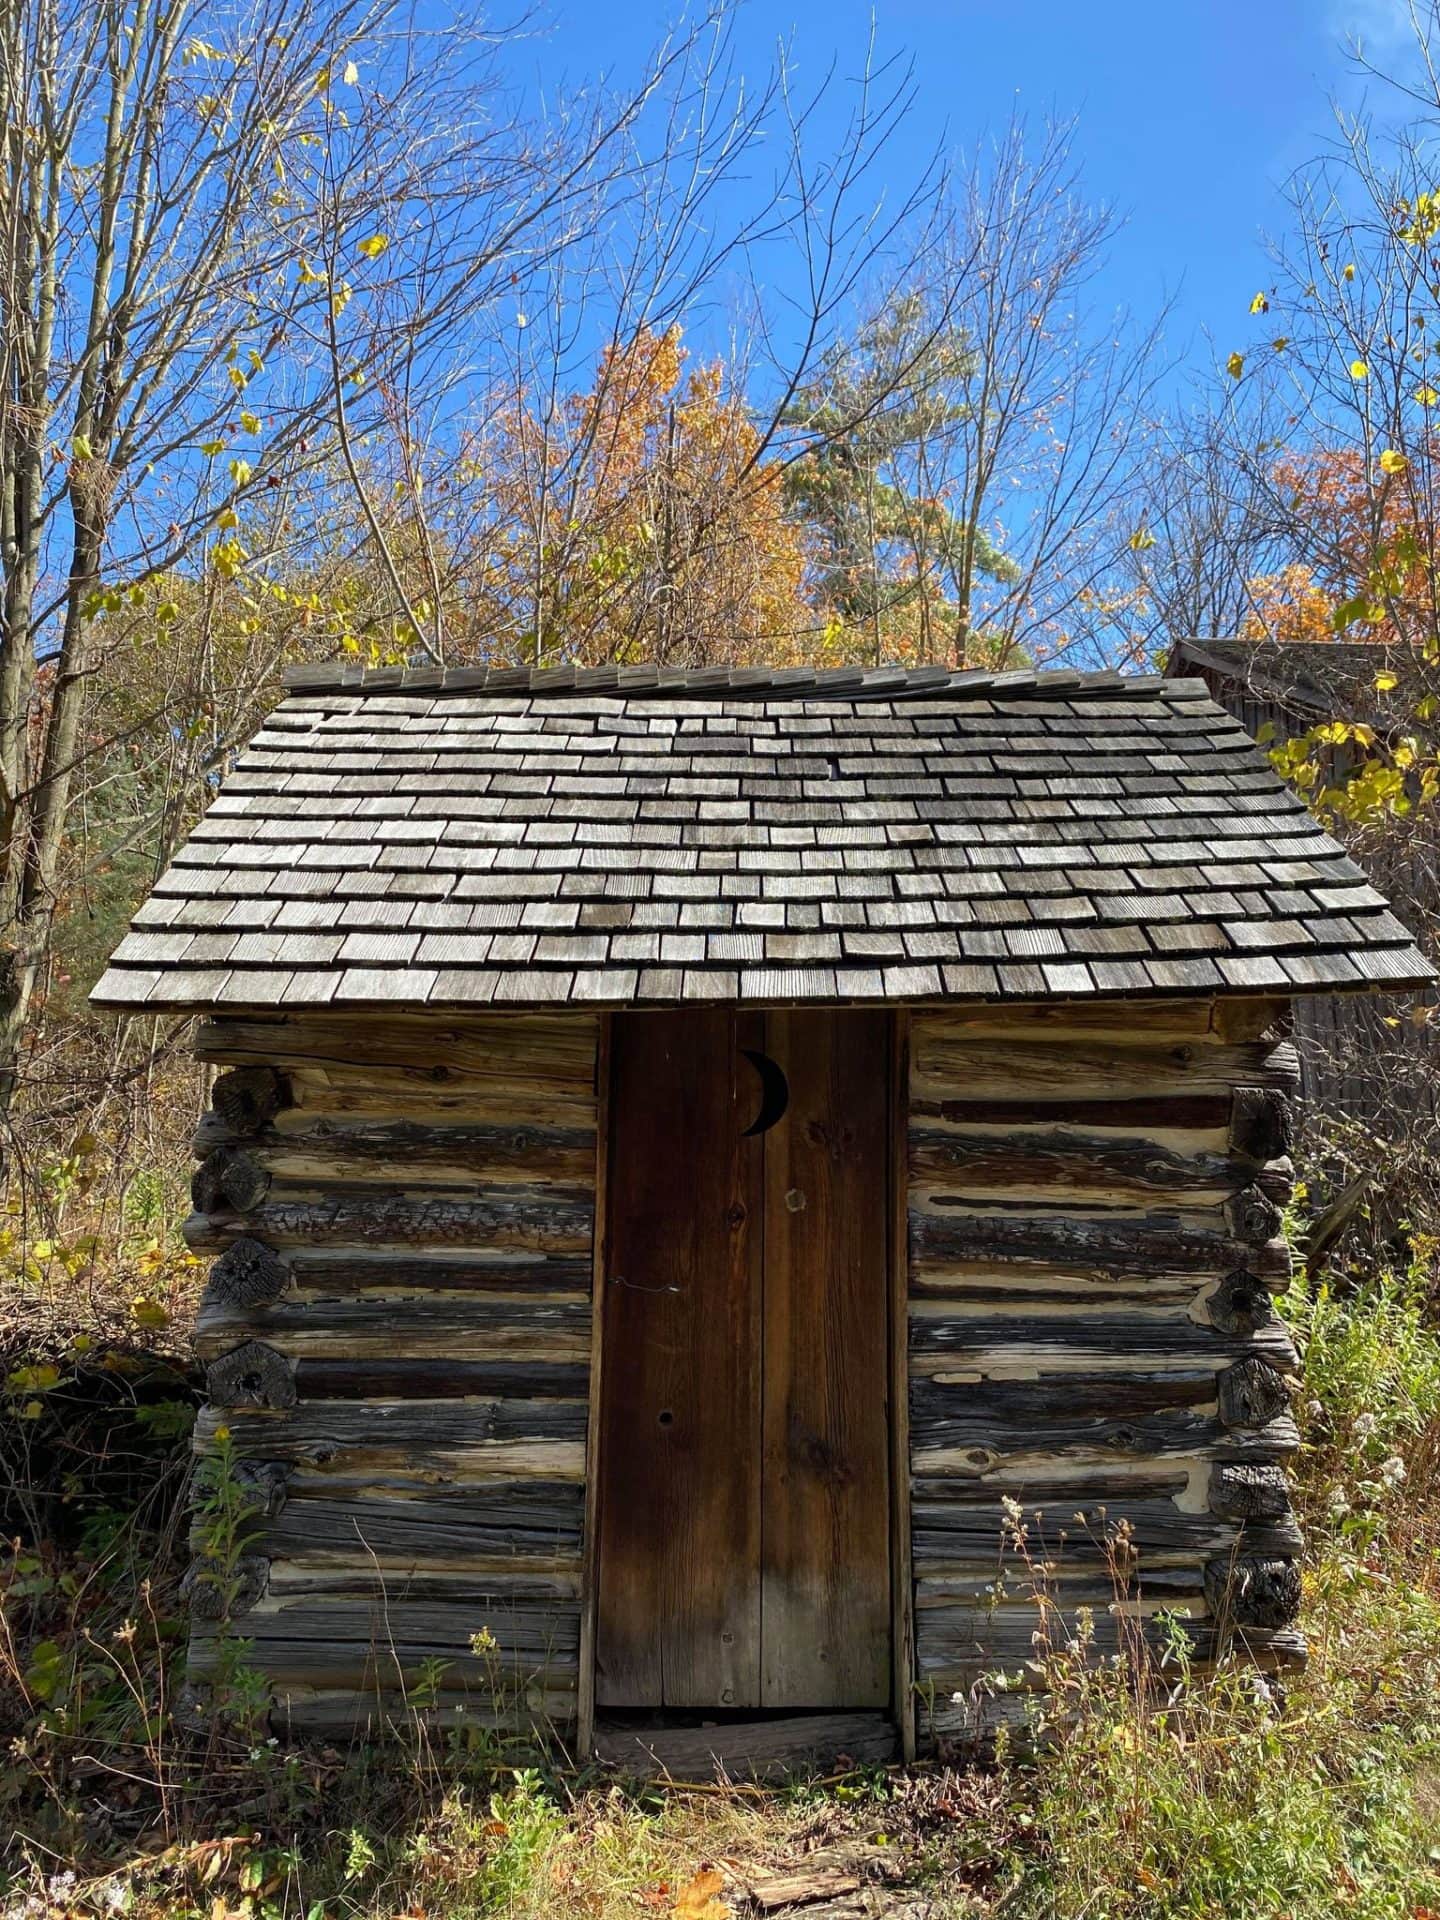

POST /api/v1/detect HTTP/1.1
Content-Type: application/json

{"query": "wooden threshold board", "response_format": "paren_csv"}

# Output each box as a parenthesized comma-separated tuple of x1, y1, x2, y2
(593, 1711, 898, 1781)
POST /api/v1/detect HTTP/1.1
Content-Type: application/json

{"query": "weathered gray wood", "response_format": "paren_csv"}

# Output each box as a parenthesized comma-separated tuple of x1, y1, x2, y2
(289, 1358, 589, 1400)
(912, 1492, 1303, 1563)
(206, 1340, 297, 1411)
(1217, 1357, 1293, 1431)
(909, 1207, 1292, 1281)
(255, 1484, 585, 1563)
(182, 1553, 270, 1620)
(1203, 1555, 1302, 1628)
(195, 1293, 590, 1363)
(196, 1011, 598, 1085)
(204, 1235, 289, 1310)
(908, 1127, 1241, 1202)
(286, 1252, 590, 1295)
(594, 1711, 898, 1781)
(195, 1116, 596, 1189)
(1209, 1462, 1293, 1522)
(232, 1459, 292, 1520)
(193, 1147, 273, 1214)
(194, 1398, 586, 1474)
(211, 1066, 289, 1134)
(908, 1314, 1298, 1373)
(184, 1187, 593, 1255)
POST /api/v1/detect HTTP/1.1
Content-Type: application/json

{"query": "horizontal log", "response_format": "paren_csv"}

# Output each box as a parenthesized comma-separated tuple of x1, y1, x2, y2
(194, 1401, 586, 1478)
(190, 1601, 579, 1687)
(184, 1186, 594, 1256)
(290, 1358, 589, 1401)
(248, 1483, 585, 1564)
(182, 1553, 269, 1620)
(909, 1384, 1300, 1469)
(905, 1270, 1202, 1309)
(912, 1494, 1303, 1565)
(912, 997, 1287, 1047)
(195, 1294, 591, 1363)
(196, 1012, 599, 1085)
(909, 1206, 1292, 1282)
(285, 1251, 591, 1296)
(911, 1034, 1301, 1104)
(908, 1127, 1252, 1204)
(913, 1093, 1231, 1133)
(193, 1116, 596, 1190)
(281, 1067, 595, 1128)
(907, 1312, 1298, 1374)
(269, 1692, 574, 1738)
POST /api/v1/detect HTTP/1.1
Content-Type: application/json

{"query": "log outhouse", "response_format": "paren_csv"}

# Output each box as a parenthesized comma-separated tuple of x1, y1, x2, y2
(93, 662, 1433, 1770)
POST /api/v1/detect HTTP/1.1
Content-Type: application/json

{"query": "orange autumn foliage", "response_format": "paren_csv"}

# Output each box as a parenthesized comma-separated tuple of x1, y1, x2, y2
(1243, 446, 1440, 648)
(463, 326, 816, 668)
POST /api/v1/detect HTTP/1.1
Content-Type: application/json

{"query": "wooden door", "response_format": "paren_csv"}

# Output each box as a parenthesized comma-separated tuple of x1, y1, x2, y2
(594, 1007, 891, 1711)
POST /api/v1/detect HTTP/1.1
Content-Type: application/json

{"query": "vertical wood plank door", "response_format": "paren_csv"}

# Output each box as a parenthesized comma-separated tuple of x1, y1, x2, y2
(594, 1007, 892, 1713)
(594, 1009, 764, 1709)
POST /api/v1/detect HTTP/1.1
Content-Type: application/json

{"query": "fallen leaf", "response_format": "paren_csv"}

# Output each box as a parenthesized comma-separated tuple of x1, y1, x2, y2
(673, 1867, 728, 1917)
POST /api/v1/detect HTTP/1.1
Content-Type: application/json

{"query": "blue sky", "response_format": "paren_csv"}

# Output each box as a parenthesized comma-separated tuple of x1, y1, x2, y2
(520, 0, 1416, 389)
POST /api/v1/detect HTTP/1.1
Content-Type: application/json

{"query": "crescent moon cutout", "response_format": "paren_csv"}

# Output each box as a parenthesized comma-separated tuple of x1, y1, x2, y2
(740, 1048, 790, 1136)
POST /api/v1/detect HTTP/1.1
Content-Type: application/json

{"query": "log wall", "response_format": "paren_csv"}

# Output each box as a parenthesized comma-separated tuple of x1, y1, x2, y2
(905, 996, 1305, 1750)
(185, 1011, 599, 1739)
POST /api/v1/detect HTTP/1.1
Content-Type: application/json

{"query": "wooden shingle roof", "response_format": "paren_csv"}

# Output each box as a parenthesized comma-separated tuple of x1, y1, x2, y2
(91, 663, 1434, 1012)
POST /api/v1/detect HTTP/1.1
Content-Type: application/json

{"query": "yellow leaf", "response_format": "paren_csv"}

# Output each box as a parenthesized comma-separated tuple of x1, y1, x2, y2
(672, 1870, 728, 1919)
(1128, 526, 1156, 552)
(20, 1400, 43, 1421)
(1350, 359, 1369, 380)
(201, 439, 225, 456)
(216, 508, 239, 530)
(1375, 671, 1399, 691)
(343, 58, 359, 83)
(131, 1295, 170, 1330)
(1379, 448, 1408, 474)
(1344, 262, 1356, 280)
(1416, 385, 1438, 406)
(240, 410, 261, 434)
(357, 233, 389, 259)
(1249, 291, 1269, 314)
(1226, 351, 1244, 378)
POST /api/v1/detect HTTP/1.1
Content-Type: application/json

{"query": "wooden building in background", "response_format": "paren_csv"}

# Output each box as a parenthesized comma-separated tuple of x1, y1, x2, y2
(1168, 639, 1439, 1135)
(93, 662, 1431, 1774)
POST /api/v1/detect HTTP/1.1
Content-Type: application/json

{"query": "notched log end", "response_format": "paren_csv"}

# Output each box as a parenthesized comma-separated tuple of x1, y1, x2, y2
(181, 1552, 270, 1621)
(205, 1236, 289, 1311)
(1217, 1356, 1294, 1431)
(206, 1339, 296, 1411)
(1204, 1554, 1302, 1629)
(210, 1066, 291, 1136)
(1209, 1461, 1293, 1522)
(1229, 1085, 1295, 1165)
(1208, 1270, 1280, 1338)
(193, 1147, 272, 1216)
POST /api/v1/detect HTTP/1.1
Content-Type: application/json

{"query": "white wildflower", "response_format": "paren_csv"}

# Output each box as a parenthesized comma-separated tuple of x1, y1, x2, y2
(1379, 1455, 1407, 1486)
(1354, 1412, 1379, 1438)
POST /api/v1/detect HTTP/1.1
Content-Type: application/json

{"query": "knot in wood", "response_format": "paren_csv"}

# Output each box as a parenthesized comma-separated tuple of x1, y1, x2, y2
(1203, 1554, 1301, 1629)
(206, 1339, 296, 1411)
(206, 1236, 288, 1310)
